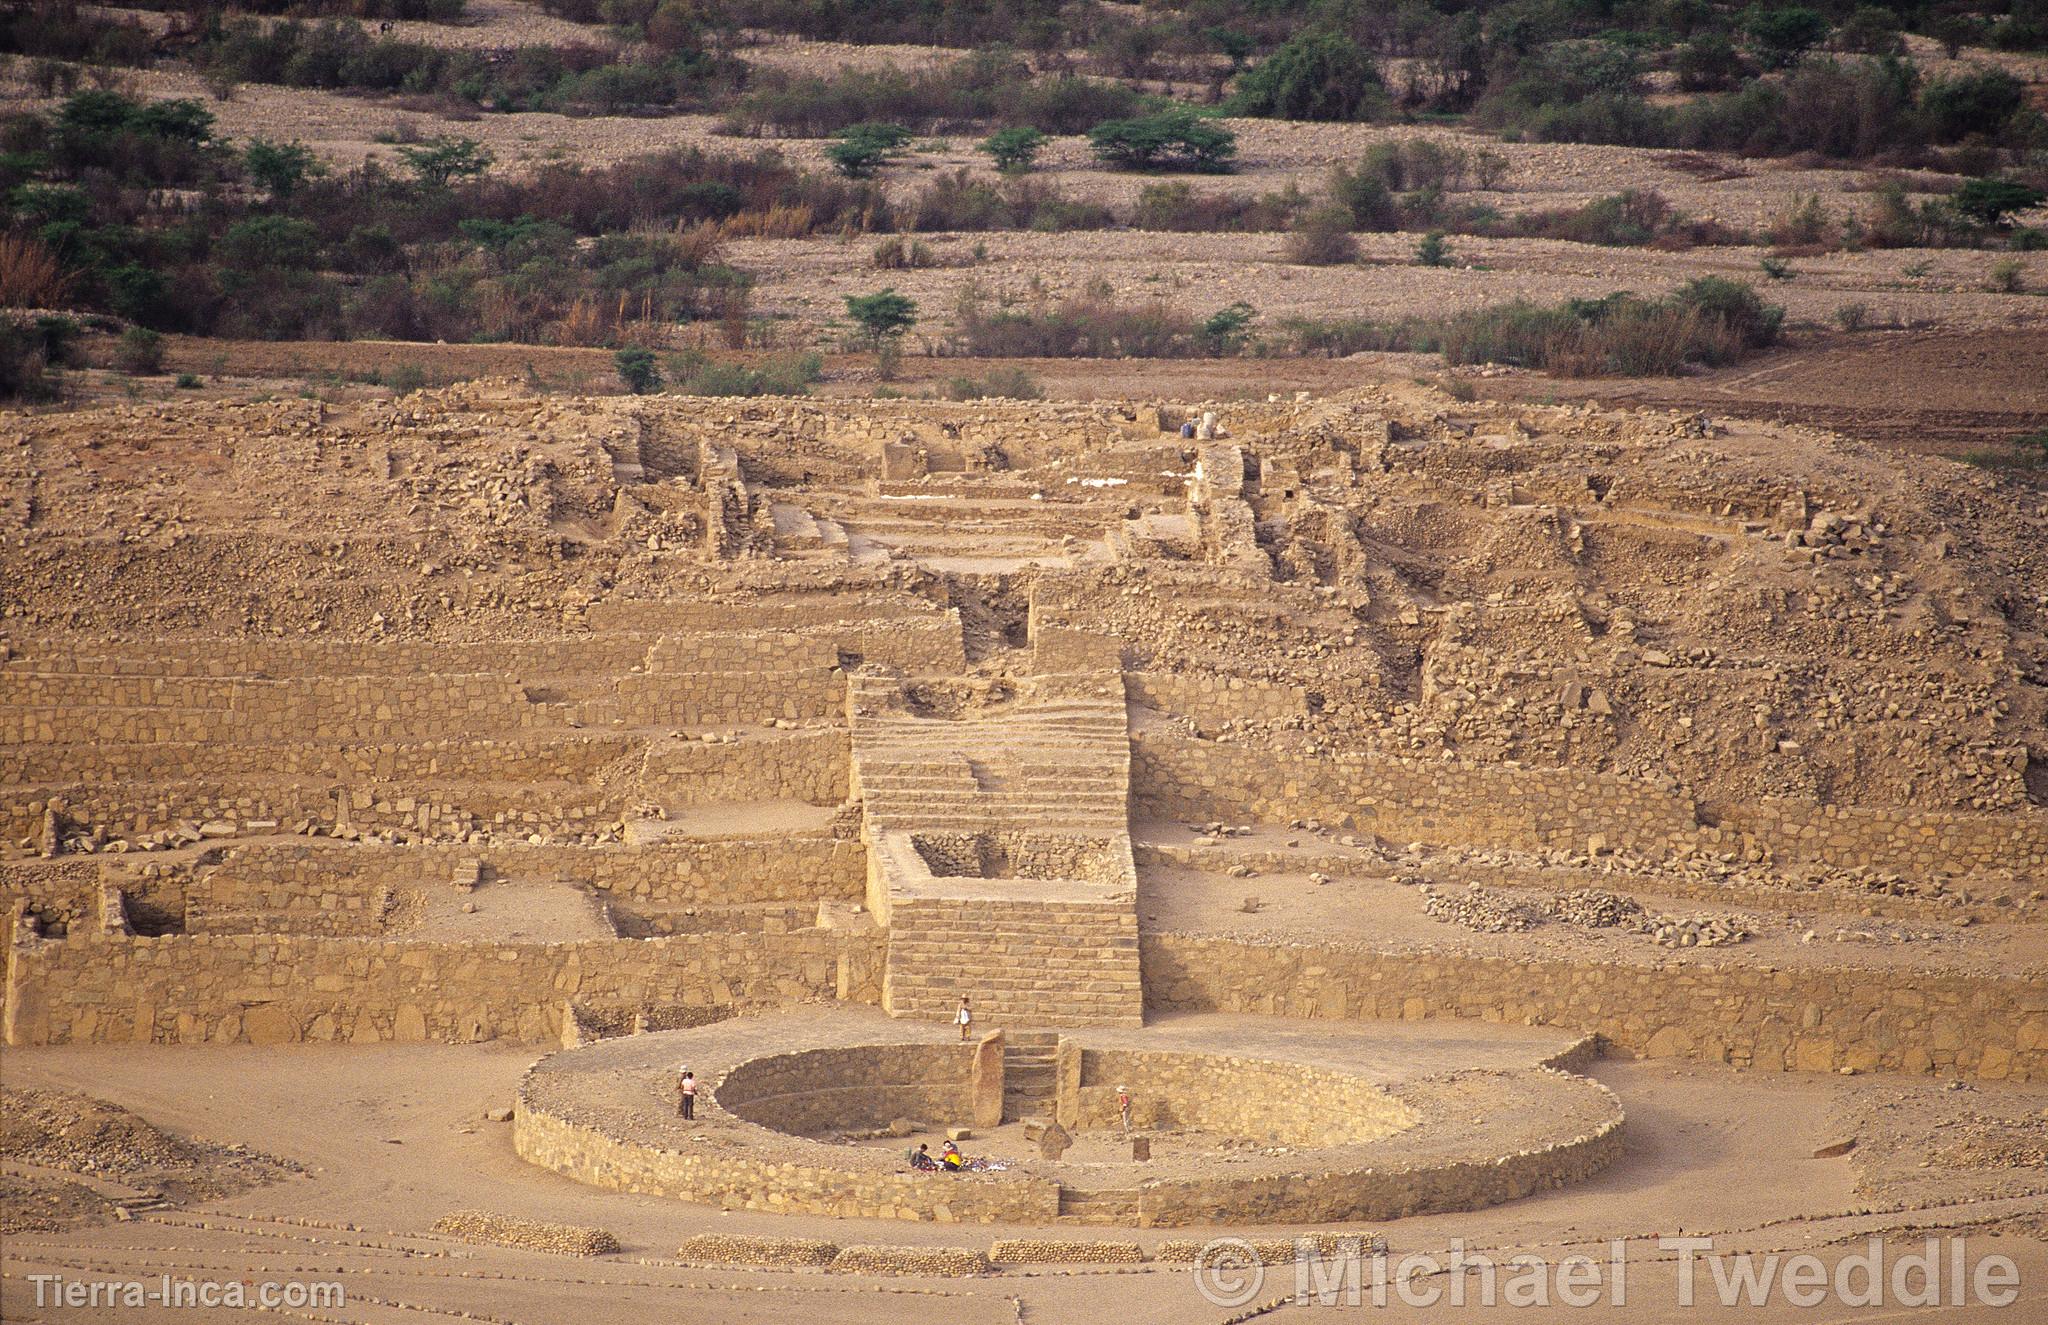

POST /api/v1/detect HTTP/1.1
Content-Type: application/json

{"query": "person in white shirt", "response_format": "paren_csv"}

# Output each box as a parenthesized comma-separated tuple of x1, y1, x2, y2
(676, 1067, 696, 1120)
(956, 997, 973, 1040)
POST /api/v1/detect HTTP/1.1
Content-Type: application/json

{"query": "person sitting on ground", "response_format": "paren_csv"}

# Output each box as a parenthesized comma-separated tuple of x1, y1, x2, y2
(907, 1142, 940, 1171)
(940, 1140, 966, 1171)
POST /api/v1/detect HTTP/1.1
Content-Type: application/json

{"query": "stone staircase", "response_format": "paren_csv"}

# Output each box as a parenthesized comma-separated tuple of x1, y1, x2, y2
(1057, 1187, 1142, 1224)
(852, 665, 1144, 1029)
(850, 678, 1130, 836)
(1002, 1029, 1060, 1121)
(882, 896, 1142, 1028)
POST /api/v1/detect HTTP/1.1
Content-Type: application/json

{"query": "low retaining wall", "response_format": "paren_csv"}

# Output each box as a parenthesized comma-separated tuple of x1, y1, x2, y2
(716, 1043, 980, 1136)
(515, 1084, 1061, 1224)
(1130, 735, 2044, 878)
(1143, 933, 2047, 1082)
(2, 928, 884, 1046)
(1069, 1048, 1415, 1147)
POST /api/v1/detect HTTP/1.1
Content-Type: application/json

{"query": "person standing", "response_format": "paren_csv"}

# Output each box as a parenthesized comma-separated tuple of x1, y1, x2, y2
(956, 996, 973, 1041)
(677, 1067, 696, 1120)
(1116, 1084, 1132, 1136)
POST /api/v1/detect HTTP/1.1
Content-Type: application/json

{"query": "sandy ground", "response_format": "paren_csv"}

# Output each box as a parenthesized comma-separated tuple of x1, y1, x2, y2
(1130, 821, 2048, 982)
(729, 231, 2048, 349)
(2, 1040, 2042, 1322)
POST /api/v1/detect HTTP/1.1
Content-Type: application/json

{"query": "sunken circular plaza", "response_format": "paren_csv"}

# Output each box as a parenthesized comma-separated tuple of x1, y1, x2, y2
(514, 1006, 1624, 1227)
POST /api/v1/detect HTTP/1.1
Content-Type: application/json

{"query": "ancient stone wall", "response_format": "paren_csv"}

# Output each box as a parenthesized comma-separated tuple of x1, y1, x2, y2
(0, 733, 640, 786)
(1067, 1048, 1416, 1146)
(716, 1043, 979, 1135)
(1718, 798, 2048, 876)
(3, 779, 616, 843)
(2, 927, 883, 1046)
(1131, 735, 1703, 857)
(1127, 1110, 1623, 1227)
(637, 730, 848, 807)
(1143, 934, 2046, 1082)
(515, 1086, 1061, 1224)
(1132, 735, 2046, 877)
(1124, 672, 1310, 726)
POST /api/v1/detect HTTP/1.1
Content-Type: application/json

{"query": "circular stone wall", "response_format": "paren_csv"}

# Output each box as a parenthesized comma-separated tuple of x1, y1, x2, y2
(514, 1007, 1626, 1227)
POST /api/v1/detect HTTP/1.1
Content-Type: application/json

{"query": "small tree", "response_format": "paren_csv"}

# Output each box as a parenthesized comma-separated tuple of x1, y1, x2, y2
(1415, 231, 1452, 267)
(243, 139, 324, 200)
(396, 136, 493, 188)
(826, 123, 911, 178)
(1201, 302, 1255, 353)
(844, 288, 918, 344)
(1231, 32, 1387, 122)
(1740, 6, 1829, 69)
(1951, 178, 2046, 229)
(980, 126, 1049, 173)
(614, 346, 662, 394)
(1087, 110, 1236, 172)
(1927, 13, 1979, 58)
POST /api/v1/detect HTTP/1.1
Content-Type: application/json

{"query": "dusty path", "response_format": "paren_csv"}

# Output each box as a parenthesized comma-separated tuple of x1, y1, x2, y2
(4, 1043, 2043, 1322)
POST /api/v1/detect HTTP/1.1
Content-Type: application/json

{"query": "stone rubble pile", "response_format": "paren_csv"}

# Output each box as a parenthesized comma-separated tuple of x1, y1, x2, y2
(989, 1238, 1145, 1264)
(430, 1211, 620, 1256)
(674, 1234, 840, 1268)
(1420, 883, 1543, 932)
(827, 1244, 992, 1276)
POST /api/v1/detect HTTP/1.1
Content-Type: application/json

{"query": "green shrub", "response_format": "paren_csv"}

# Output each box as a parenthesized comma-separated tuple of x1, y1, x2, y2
(1130, 181, 1305, 232)
(844, 287, 917, 343)
(1285, 206, 1360, 265)
(243, 139, 323, 198)
(1670, 276, 1784, 349)
(396, 135, 493, 187)
(384, 362, 427, 394)
(1673, 33, 1745, 91)
(174, 371, 202, 388)
(667, 350, 822, 396)
(1952, 178, 2046, 228)
(872, 237, 938, 269)
(1741, 6, 1830, 68)
(114, 326, 164, 374)
(939, 366, 1043, 400)
(1439, 281, 1781, 375)
(614, 345, 661, 393)
(1330, 165, 1400, 231)
(1415, 231, 1452, 266)
(1987, 258, 2026, 292)
(1919, 70, 2025, 144)
(826, 123, 911, 178)
(980, 127, 1048, 173)
(1087, 110, 1236, 173)
(957, 291, 1205, 357)
(1230, 32, 1386, 122)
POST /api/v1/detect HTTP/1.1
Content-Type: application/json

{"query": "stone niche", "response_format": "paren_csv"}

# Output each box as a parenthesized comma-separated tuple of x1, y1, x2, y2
(909, 831, 1121, 886)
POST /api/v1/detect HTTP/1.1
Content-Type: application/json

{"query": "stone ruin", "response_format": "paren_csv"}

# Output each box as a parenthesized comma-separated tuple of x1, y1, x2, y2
(1, 384, 2041, 1217)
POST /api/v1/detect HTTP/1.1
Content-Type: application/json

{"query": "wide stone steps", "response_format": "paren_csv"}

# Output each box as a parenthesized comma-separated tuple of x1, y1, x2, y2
(1057, 1188, 1143, 1223)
